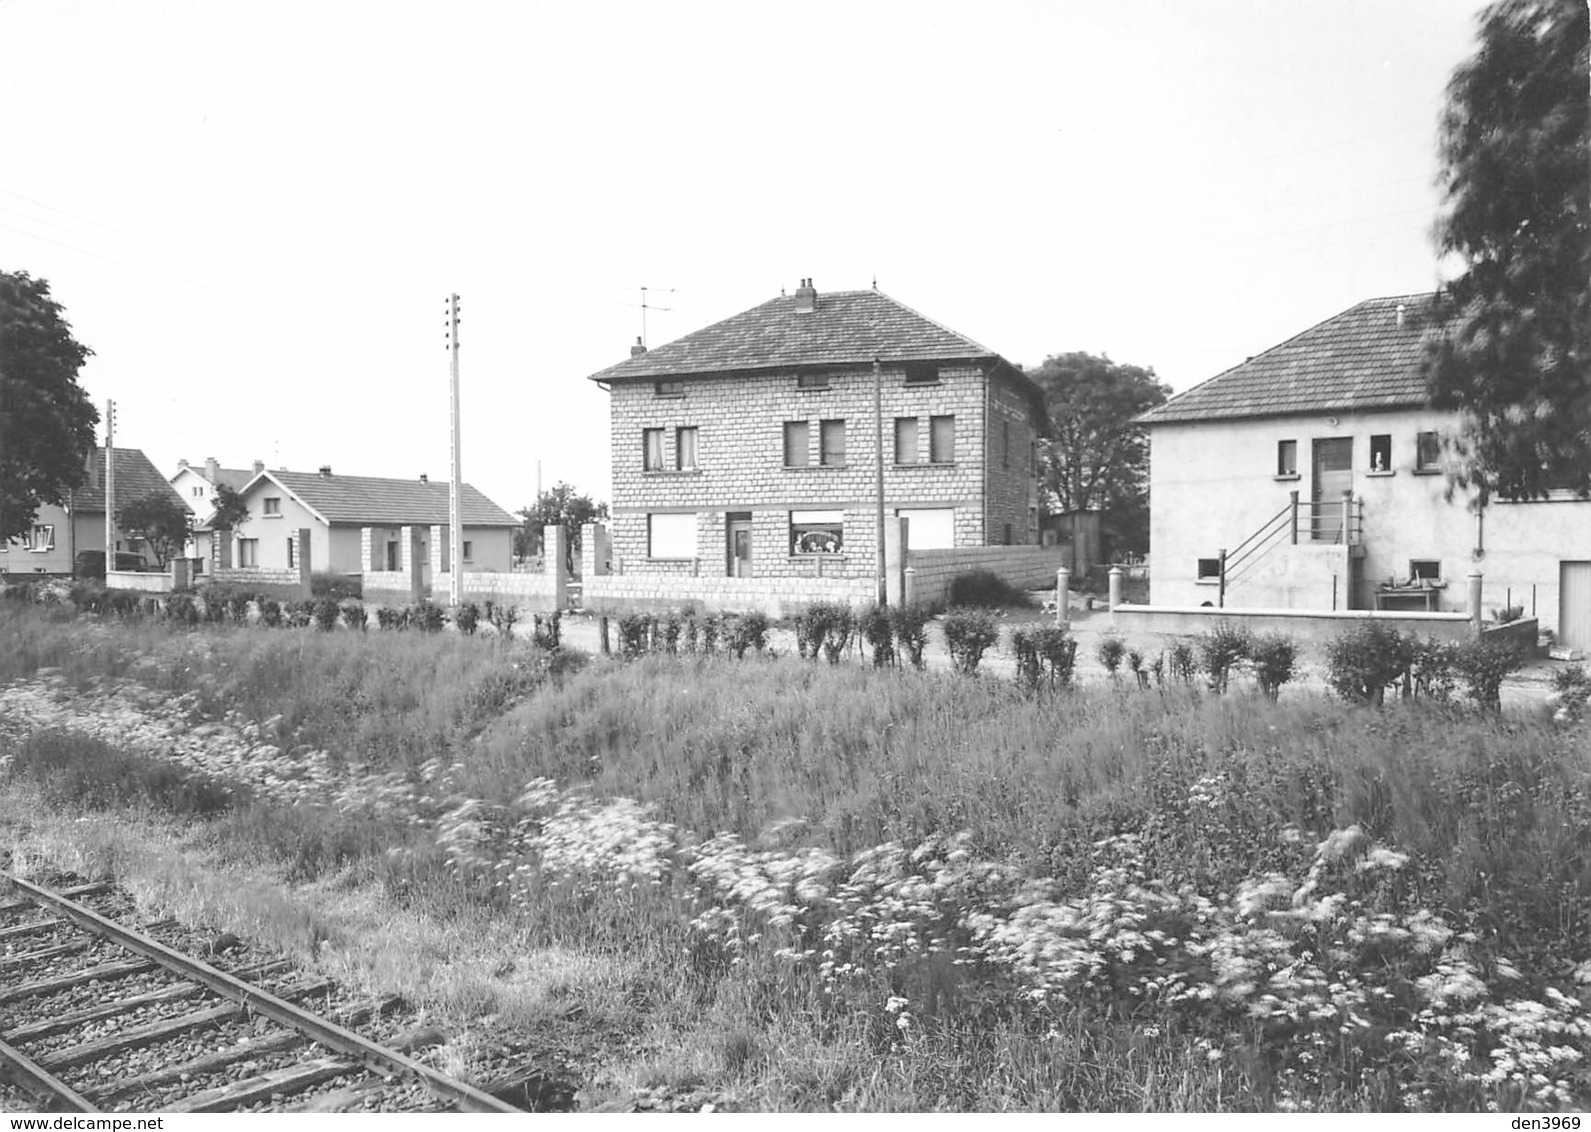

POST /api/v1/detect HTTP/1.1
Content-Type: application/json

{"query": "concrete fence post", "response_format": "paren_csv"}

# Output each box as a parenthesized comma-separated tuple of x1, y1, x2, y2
(548, 524, 569, 610)
(1056, 567, 1070, 627)
(296, 528, 312, 601)
(903, 566, 917, 609)
(401, 525, 424, 603)
(1468, 570, 1484, 637)
(170, 558, 190, 592)
(883, 515, 907, 606)
(1108, 565, 1124, 626)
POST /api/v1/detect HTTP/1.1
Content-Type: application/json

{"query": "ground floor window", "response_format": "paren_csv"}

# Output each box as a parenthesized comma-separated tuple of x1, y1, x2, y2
(286, 538, 296, 567)
(238, 538, 259, 567)
(790, 510, 844, 555)
(1409, 559, 1441, 581)
(29, 524, 54, 552)
(463, 540, 473, 562)
(895, 507, 954, 550)
(648, 512, 696, 559)
(1198, 557, 1221, 580)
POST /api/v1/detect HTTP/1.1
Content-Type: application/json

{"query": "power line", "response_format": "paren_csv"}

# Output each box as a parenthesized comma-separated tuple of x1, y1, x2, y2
(0, 186, 198, 259)
(0, 221, 220, 291)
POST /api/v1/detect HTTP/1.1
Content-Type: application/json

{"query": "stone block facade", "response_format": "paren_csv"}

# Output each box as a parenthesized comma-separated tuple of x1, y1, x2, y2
(606, 363, 1043, 584)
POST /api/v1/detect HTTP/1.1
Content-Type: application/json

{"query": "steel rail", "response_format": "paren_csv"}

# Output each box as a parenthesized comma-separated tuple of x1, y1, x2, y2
(0, 1036, 99, 1112)
(1, 873, 520, 1114)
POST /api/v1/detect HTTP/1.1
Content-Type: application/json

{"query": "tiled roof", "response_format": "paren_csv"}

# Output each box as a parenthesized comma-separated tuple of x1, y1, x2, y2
(588, 287, 1006, 381)
(1140, 293, 1442, 425)
(209, 467, 255, 491)
(255, 471, 519, 527)
(69, 448, 187, 514)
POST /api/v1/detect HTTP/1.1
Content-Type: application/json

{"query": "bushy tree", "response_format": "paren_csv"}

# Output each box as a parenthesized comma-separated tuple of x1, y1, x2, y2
(207, 483, 250, 533)
(1028, 352, 1169, 555)
(0, 271, 98, 542)
(1423, 0, 1590, 500)
(118, 492, 192, 568)
(514, 481, 609, 570)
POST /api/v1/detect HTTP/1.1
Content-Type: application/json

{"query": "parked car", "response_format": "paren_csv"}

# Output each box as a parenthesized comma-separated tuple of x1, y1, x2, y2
(75, 550, 149, 579)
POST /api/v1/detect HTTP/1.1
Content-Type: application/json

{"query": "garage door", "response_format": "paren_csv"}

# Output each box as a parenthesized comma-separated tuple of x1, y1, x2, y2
(1561, 561, 1591, 652)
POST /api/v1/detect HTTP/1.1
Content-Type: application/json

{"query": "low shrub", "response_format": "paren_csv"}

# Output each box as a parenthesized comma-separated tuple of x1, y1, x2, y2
(700, 615, 721, 655)
(660, 611, 683, 656)
(1168, 638, 1198, 684)
(69, 581, 108, 614)
(284, 600, 315, 629)
(943, 607, 999, 676)
(1248, 631, 1300, 700)
(164, 593, 199, 625)
(340, 600, 368, 631)
(532, 610, 561, 651)
(454, 601, 480, 636)
(947, 569, 1032, 610)
(1410, 636, 1460, 701)
(1197, 621, 1253, 694)
(1455, 634, 1527, 712)
(618, 613, 653, 658)
(724, 611, 769, 659)
(858, 605, 894, 668)
(1549, 664, 1590, 724)
(259, 597, 283, 628)
(1326, 622, 1415, 705)
(488, 601, 520, 639)
(375, 606, 404, 631)
(887, 604, 930, 670)
(312, 598, 341, 632)
(795, 602, 854, 664)
(1126, 647, 1148, 690)
(410, 600, 446, 633)
(1011, 624, 1077, 693)
(1096, 633, 1126, 680)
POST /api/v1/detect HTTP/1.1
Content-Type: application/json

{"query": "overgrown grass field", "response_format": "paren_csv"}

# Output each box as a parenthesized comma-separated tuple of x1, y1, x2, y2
(2, 601, 1588, 1111)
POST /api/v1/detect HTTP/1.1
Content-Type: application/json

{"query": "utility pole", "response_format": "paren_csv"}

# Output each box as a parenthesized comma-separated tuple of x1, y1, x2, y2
(873, 357, 886, 606)
(103, 399, 116, 570)
(445, 294, 463, 608)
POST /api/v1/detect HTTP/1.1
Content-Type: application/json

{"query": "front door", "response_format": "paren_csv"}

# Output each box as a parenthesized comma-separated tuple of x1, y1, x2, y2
(1312, 437, 1353, 542)
(727, 514, 753, 578)
(1561, 561, 1591, 652)
(386, 541, 400, 571)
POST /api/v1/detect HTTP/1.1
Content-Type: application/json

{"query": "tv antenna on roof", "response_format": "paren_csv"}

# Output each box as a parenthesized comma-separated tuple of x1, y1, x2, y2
(619, 286, 674, 348)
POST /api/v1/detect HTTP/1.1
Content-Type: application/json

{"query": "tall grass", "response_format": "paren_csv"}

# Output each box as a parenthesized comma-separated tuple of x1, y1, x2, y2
(4, 602, 1589, 1110)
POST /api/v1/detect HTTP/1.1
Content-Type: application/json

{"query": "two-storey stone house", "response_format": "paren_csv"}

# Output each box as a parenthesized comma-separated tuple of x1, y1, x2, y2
(585, 279, 1048, 608)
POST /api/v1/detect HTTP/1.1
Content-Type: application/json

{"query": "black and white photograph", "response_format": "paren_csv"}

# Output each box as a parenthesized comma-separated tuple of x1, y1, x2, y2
(1, 0, 1588, 1118)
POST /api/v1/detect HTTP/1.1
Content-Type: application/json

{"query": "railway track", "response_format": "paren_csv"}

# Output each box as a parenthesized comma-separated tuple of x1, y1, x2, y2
(0, 870, 522, 1114)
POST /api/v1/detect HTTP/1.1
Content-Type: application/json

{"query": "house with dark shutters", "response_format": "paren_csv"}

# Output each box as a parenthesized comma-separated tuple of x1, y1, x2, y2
(581, 278, 1058, 615)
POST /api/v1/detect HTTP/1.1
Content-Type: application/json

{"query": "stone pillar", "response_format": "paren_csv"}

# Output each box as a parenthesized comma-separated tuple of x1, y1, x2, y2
(170, 558, 190, 592)
(582, 522, 610, 577)
(429, 525, 446, 576)
(400, 525, 424, 603)
(214, 531, 232, 571)
(360, 526, 374, 572)
(295, 528, 312, 600)
(1108, 565, 1124, 626)
(1468, 570, 1484, 637)
(1056, 567, 1070, 627)
(883, 515, 908, 606)
(548, 524, 569, 610)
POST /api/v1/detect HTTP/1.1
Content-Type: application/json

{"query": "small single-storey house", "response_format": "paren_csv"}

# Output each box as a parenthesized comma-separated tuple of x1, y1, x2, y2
(1, 447, 183, 575)
(1139, 293, 1591, 650)
(584, 278, 1049, 610)
(223, 466, 520, 580)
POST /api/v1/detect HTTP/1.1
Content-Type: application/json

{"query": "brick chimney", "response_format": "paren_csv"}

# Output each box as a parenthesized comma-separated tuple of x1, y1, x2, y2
(419, 473, 428, 484)
(205, 456, 220, 481)
(630, 336, 647, 357)
(252, 460, 265, 475)
(793, 277, 817, 313)
(319, 465, 332, 478)
(178, 457, 189, 470)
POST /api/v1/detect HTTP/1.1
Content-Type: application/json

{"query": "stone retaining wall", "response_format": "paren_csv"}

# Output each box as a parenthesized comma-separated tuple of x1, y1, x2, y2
(583, 574, 872, 619)
(1108, 603, 1477, 646)
(906, 545, 1070, 611)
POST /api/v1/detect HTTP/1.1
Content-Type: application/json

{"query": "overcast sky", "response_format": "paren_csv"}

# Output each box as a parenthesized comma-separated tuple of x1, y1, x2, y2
(2, 0, 1489, 511)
